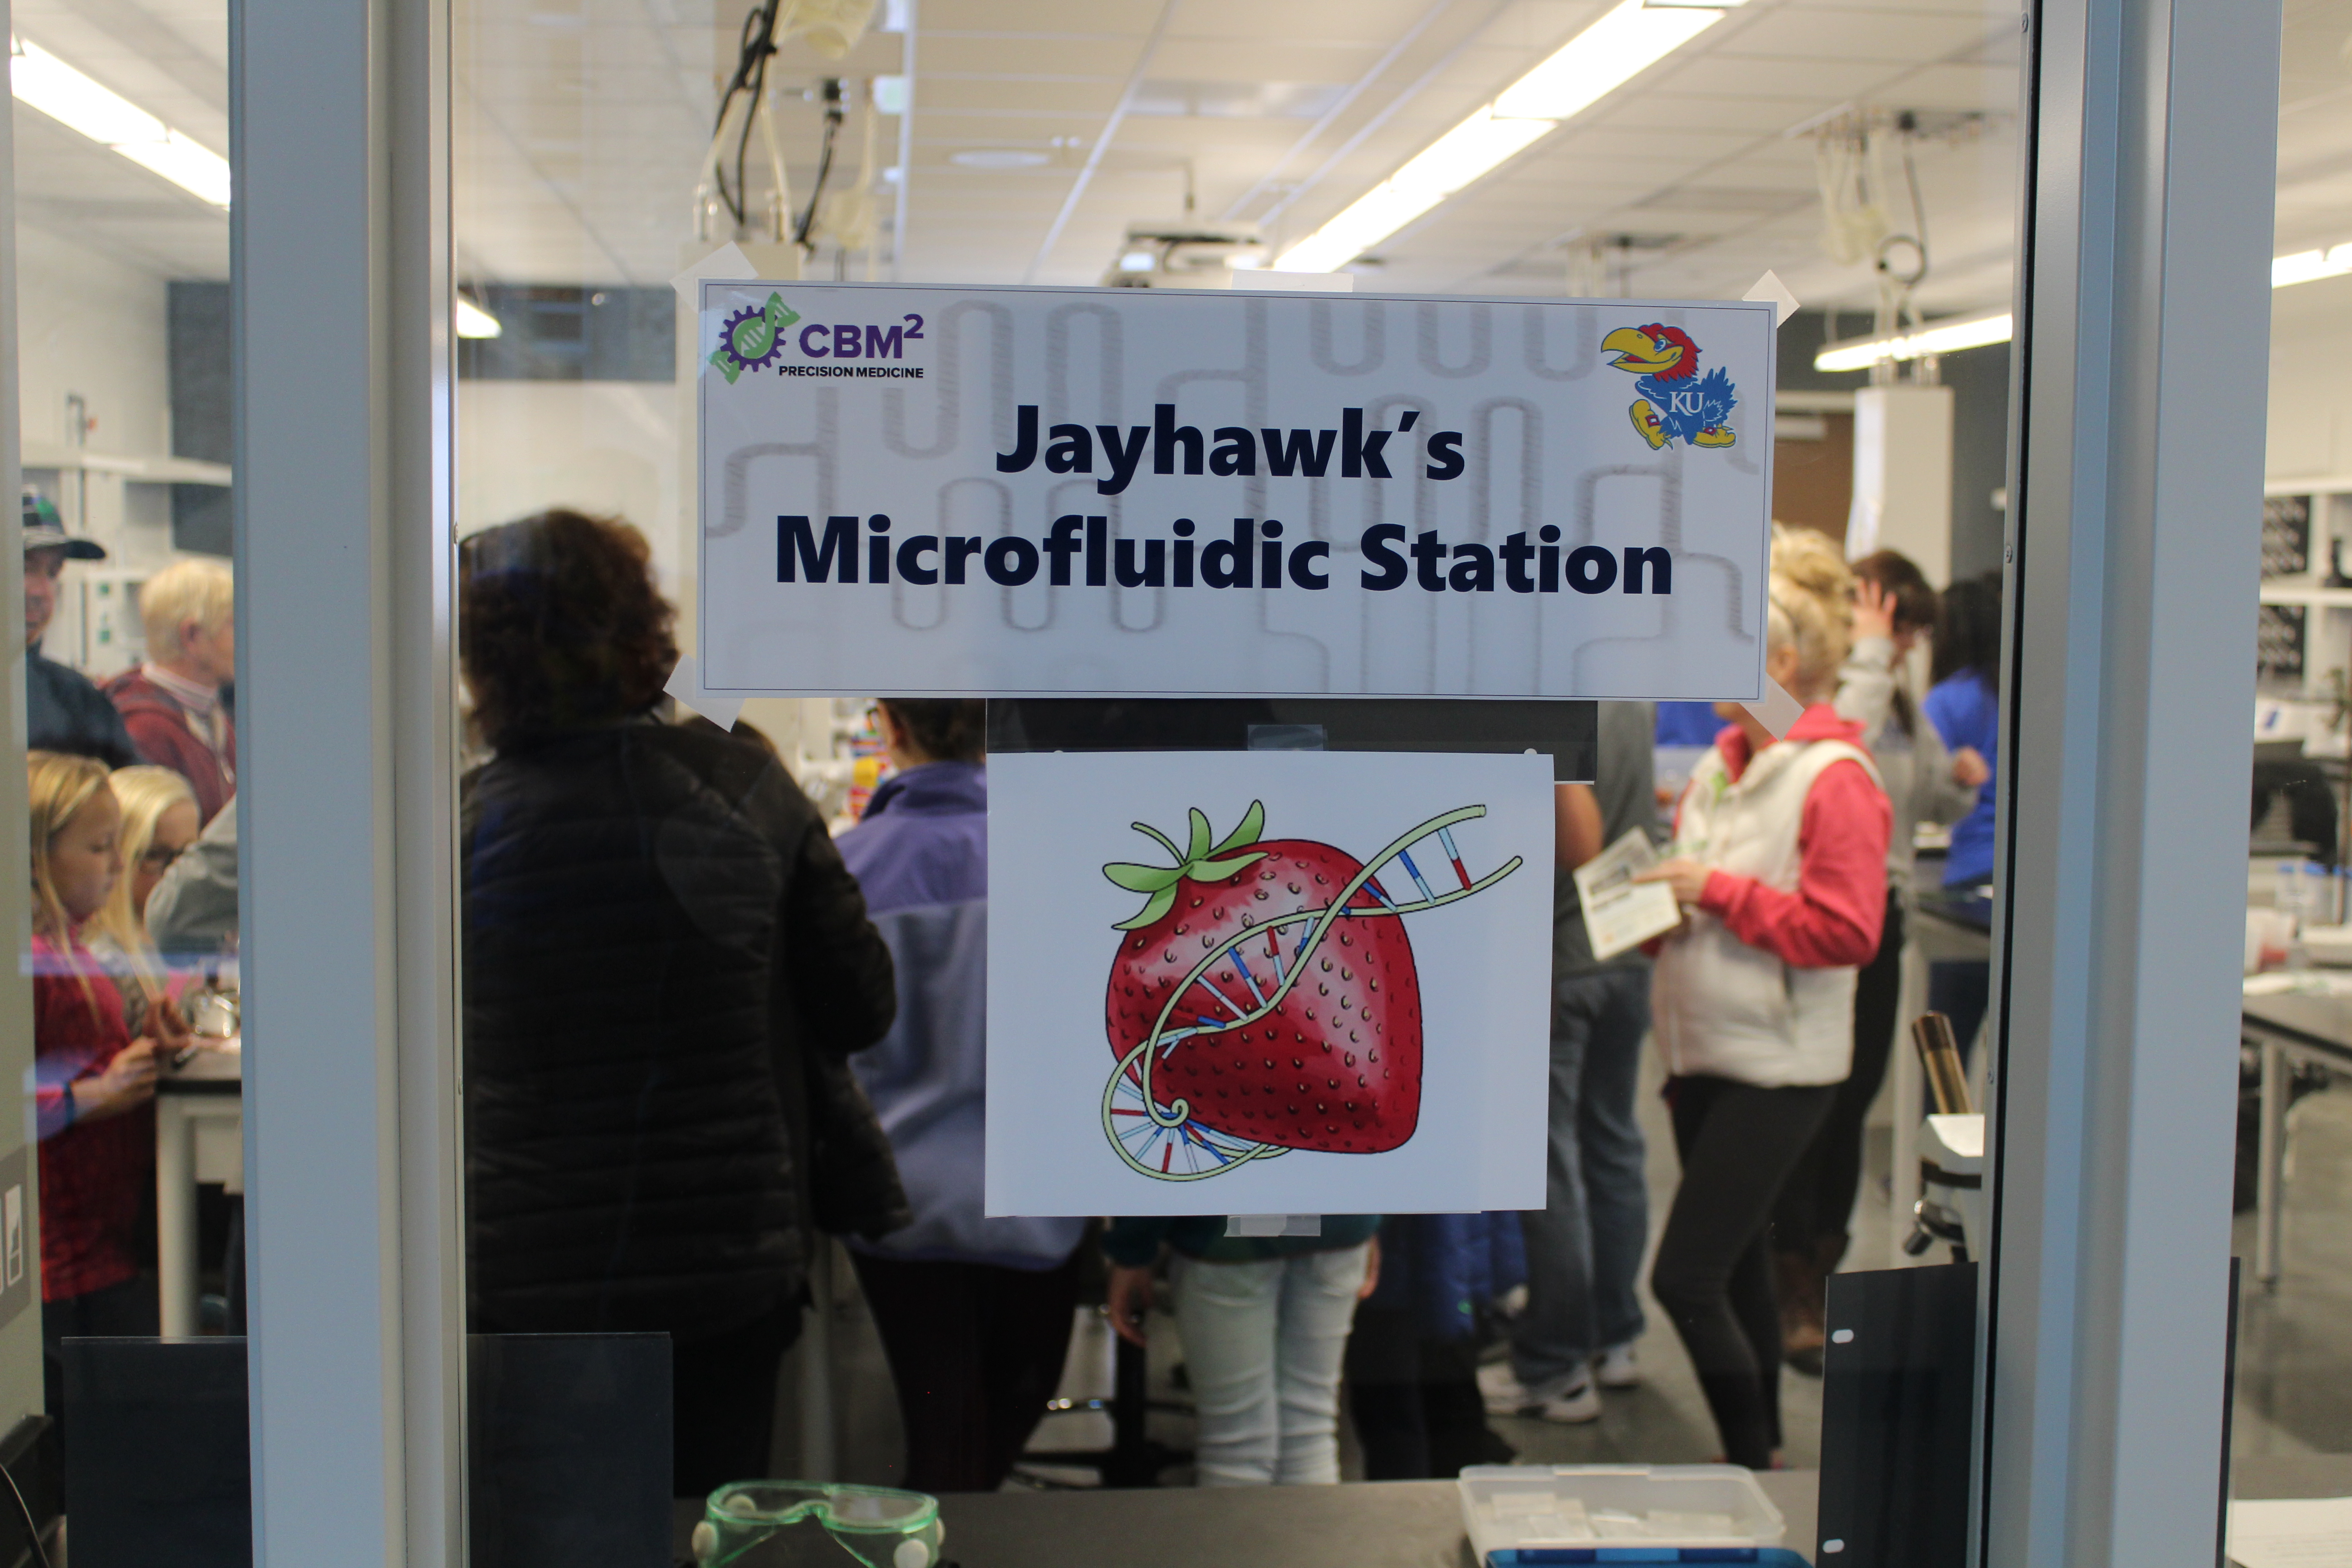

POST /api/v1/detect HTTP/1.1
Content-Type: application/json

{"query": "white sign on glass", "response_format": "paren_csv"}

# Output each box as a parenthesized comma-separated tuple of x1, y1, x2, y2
(694, 280, 1776, 700)
(983, 750, 1553, 1218)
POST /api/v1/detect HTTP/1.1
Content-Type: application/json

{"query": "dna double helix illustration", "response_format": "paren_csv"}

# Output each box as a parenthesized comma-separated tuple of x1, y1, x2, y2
(1102, 804, 1524, 1182)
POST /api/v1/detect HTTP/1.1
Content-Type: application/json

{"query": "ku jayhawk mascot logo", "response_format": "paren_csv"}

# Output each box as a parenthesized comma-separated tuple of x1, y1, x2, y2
(1603, 323, 1738, 450)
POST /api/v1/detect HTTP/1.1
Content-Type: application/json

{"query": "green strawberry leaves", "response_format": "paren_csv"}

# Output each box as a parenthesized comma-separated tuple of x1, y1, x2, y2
(1211, 800, 1264, 856)
(1104, 801, 1271, 930)
(1112, 886, 1181, 932)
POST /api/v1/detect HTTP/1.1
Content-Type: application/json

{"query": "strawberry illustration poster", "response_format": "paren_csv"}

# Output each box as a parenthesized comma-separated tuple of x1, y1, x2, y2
(984, 750, 1554, 1217)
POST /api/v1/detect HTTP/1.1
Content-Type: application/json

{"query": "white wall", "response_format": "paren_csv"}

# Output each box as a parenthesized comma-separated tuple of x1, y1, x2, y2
(2267, 270, 2352, 479)
(456, 379, 685, 587)
(15, 224, 171, 462)
(14, 225, 184, 672)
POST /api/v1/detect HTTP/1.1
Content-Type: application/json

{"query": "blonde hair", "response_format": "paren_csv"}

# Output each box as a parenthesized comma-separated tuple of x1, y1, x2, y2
(92, 765, 196, 992)
(1767, 522, 1854, 700)
(139, 558, 234, 662)
(28, 752, 114, 1014)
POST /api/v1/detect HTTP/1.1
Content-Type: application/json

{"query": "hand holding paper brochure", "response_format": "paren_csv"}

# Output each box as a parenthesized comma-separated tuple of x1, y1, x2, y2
(1577, 829, 1684, 961)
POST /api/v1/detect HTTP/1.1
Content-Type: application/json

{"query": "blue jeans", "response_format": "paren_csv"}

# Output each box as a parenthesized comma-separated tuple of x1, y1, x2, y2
(1511, 965, 1651, 1389)
(1169, 1244, 1371, 1486)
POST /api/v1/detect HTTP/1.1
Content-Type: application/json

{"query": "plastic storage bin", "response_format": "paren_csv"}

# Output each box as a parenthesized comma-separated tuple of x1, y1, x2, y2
(1460, 1465, 1793, 1563)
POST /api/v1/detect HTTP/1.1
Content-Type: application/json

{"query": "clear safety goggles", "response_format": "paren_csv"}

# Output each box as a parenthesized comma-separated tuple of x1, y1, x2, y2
(690, 1480, 945, 1568)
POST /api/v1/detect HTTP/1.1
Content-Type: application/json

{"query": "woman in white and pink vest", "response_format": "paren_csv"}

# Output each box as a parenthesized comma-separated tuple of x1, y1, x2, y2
(1635, 525, 1892, 1470)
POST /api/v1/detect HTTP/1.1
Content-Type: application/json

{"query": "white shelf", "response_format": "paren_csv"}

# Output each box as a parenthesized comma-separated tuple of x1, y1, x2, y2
(2261, 584, 2352, 607)
(20, 441, 230, 487)
(2267, 477, 2352, 498)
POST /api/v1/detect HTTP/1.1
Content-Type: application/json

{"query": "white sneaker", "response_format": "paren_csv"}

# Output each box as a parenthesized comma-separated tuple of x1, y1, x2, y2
(1476, 1359, 1534, 1413)
(1539, 1377, 1603, 1424)
(1592, 1343, 1642, 1389)
(1478, 1361, 1603, 1424)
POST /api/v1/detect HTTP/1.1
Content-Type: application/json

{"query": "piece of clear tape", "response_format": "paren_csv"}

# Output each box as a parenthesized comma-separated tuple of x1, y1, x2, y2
(1226, 1214, 1323, 1237)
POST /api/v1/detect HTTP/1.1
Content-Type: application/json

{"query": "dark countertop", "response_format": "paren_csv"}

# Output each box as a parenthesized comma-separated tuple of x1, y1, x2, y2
(1906, 853, 1992, 965)
(675, 1473, 1821, 1568)
(671, 1457, 2352, 1567)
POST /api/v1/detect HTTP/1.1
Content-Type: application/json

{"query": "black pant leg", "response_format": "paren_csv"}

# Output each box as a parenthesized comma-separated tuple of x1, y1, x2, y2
(974, 1253, 1083, 1490)
(1727, 1231, 1786, 1447)
(669, 1297, 800, 1499)
(850, 1250, 994, 1493)
(1417, 1333, 1511, 1477)
(1776, 895, 1905, 1257)
(1816, 897, 1904, 1252)
(1651, 1077, 1837, 1468)
(1343, 1304, 1429, 1480)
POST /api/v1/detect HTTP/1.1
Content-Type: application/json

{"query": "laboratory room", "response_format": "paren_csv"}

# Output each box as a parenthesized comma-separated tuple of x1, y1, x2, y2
(0, 0, 2321, 1562)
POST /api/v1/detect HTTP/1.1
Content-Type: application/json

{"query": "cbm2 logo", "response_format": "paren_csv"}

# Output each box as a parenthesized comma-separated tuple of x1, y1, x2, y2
(708, 292, 926, 383)
(1603, 323, 1738, 450)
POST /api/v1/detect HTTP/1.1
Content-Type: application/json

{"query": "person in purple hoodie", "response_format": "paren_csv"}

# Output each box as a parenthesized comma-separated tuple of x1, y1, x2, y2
(835, 700, 1088, 1494)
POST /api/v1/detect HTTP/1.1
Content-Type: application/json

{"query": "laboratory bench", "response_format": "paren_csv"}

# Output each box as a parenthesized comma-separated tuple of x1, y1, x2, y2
(670, 1472, 1823, 1568)
(2238, 988, 2352, 1287)
(664, 1456, 2352, 1568)
(154, 1041, 241, 1337)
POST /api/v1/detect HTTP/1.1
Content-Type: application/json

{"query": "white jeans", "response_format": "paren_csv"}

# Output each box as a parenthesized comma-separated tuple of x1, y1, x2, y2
(1169, 1243, 1371, 1487)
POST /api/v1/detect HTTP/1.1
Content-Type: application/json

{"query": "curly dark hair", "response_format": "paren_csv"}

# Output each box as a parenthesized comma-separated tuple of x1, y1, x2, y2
(459, 509, 678, 747)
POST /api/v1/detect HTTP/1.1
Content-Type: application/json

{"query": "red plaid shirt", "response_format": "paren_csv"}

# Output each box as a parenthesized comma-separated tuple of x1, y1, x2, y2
(32, 934, 152, 1302)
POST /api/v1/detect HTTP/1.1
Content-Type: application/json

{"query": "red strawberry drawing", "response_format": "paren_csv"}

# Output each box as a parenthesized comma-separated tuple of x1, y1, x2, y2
(1102, 802, 1424, 1157)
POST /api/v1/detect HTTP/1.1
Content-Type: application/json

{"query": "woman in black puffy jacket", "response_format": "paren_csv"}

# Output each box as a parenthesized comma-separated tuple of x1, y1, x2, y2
(457, 509, 900, 1497)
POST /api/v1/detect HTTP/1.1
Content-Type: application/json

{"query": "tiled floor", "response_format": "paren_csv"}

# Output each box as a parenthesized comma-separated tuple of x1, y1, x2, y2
(2233, 1078, 2352, 1459)
(1483, 1042, 1833, 1471)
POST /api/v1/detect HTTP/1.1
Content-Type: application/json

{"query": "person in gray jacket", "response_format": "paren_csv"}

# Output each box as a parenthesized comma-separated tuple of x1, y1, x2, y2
(1772, 550, 1985, 1371)
(145, 796, 238, 958)
(1481, 701, 1658, 1424)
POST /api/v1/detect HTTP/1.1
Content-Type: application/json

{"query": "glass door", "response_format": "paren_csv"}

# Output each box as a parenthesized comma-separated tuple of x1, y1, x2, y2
(421, 3, 2283, 1567)
(2230, 0, 2352, 1541)
(449, 0, 2027, 1534)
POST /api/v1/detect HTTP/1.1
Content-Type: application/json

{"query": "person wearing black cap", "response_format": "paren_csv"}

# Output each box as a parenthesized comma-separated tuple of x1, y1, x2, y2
(21, 492, 138, 769)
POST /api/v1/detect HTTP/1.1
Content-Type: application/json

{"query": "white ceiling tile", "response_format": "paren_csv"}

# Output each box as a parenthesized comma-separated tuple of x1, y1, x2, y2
(8, 0, 2325, 333)
(1653, 53, 1911, 102)
(1709, 7, 2004, 63)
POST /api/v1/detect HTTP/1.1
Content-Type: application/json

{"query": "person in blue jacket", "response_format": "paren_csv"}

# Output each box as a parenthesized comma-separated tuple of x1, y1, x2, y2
(836, 699, 1089, 1494)
(1920, 571, 2004, 1058)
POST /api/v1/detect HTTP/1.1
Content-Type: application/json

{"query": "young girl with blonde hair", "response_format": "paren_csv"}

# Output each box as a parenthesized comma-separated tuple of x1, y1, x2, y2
(1634, 524, 1892, 1468)
(85, 765, 200, 1039)
(27, 752, 172, 1382)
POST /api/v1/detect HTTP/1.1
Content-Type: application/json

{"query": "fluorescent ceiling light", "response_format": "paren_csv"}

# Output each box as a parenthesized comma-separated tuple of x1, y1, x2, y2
(2273, 244, 2352, 288)
(1274, 0, 1742, 273)
(1491, 0, 1722, 121)
(10, 36, 230, 208)
(1814, 312, 2012, 372)
(950, 148, 1049, 169)
(454, 297, 503, 339)
(1819, 240, 2352, 371)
